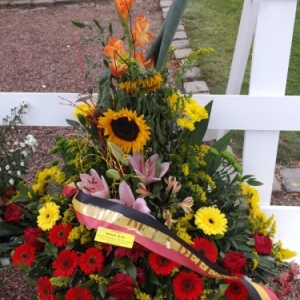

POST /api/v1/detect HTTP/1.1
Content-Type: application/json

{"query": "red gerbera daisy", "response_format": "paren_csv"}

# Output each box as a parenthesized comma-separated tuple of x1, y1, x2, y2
(65, 287, 92, 300)
(79, 247, 105, 275)
(36, 277, 55, 300)
(191, 237, 218, 262)
(148, 252, 179, 276)
(12, 243, 36, 269)
(49, 223, 72, 247)
(173, 271, 204, 300)
(52, 249, 78, 277)
(224, 278, 249, 300)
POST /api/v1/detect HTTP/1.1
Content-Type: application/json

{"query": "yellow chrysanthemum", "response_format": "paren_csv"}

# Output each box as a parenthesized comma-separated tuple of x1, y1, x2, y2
(118, 73, 163, 94)
(98, 108, 151, 153)
(183, 99, 208, 123)
(194, 207, 228, 235)
(177, 117, 195, 131)
(73, 102, 96, 120)
(37, 202, 60, 231)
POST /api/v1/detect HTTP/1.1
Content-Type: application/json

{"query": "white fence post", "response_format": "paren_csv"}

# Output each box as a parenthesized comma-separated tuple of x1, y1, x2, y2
(243, 0, 297, 205)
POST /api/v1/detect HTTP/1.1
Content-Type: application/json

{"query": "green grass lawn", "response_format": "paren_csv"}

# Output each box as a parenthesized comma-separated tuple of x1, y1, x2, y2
(182, 0, 300, 166)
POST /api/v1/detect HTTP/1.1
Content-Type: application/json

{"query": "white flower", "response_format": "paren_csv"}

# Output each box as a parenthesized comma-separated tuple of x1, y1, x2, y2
(9, 178, 14, 185)
(8, 170, 12, 174)
(14, 141, 19, 145)
(5, 165, 10, 170)
(12, 161, 16, 165)
(24, 134, 38, 152)
(20, 161, 24, 167)
(17, 170, 21, 177)
(21, 150, 28, 157)
(20, 142, 25, 148)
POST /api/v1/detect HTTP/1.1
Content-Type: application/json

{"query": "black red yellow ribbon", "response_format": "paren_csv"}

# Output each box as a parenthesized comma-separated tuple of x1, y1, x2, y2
(73, 191, 278, 300)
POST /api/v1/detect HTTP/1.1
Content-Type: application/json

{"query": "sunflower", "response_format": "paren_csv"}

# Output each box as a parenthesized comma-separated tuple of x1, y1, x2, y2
(98, 108, 150, 153)
(37, 202, 61, 231)
(194, 207, 228, 235)
(191, 237, 218, 262)
(172, 271, 204, 300)
(118, 72, 163, 94)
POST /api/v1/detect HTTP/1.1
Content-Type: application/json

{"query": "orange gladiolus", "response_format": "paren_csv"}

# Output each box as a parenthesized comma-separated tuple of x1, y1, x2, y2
(134, 52, 146, 65)
(132, 15, 153, 48)
(104, 37, 127, 61)
(109, 61, 128, 77)
(115, 0, 136, 21)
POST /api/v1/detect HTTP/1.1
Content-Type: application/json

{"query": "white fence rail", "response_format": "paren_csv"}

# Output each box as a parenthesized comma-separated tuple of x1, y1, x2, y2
(1, 0, 299, 261)
(1, 92, 300, 261)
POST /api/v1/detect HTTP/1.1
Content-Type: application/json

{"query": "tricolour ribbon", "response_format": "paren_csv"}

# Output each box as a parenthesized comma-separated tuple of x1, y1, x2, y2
(73, 191, 278, 300)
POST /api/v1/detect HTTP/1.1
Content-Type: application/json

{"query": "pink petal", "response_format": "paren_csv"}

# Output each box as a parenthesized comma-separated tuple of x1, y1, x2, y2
(128, 153, 143, 171)
(119, 181, 135, 207)
(158, 162, 170, 178)
(132, 198, 151, 214)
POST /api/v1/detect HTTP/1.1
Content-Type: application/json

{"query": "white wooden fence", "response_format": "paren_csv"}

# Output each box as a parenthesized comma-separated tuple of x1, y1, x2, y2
(1, 0, 300, 261)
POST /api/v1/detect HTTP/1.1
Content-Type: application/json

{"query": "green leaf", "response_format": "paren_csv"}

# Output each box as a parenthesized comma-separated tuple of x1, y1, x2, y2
(0, 223, 23, 236)
(80, 279, 95, 288)
(93, 19, 104, 33)
(148, 271, 161, 286)
(126, 261, 137, 280)
(99, 283, 107, 299)
(146, 0, 189, 69)
(44, 243, 58, 258)
(72, 21, 87, 29)
(66, 119, 80, 127)
(247, 179, 263, 186)
(212, 283, 228, 300)
(186, 101, 213, 145)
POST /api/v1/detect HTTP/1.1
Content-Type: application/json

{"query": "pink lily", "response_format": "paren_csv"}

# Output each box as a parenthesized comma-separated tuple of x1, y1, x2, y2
(128, 153, 170, 185)
(110, 181, 151, 214)
(77, 169, 110, 199)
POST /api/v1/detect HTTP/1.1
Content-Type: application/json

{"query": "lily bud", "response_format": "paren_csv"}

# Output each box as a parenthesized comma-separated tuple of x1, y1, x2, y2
(106, 169, 121, 180)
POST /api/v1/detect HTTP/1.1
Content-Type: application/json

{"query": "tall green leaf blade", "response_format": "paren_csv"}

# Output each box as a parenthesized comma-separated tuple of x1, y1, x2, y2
(146, 0, 189, 69)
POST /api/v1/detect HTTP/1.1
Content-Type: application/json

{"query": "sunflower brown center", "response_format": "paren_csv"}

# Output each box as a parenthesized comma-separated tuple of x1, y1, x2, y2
(158, 257, 170, 266)
(111, 117, 139, 141)
(181, 280, 194, 292)
(231, 283, 241, 294)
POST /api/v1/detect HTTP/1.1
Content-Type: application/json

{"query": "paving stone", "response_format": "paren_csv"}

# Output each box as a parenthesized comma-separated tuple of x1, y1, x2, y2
(172, 39, 190, 49)
(177, 24, 185, 31)
(162, 11, 168, 19)
(162, 6, 169, 13)
(174, 48, 192, 59)
(273, 176, 282, 192)
(173, 31, 188, 40)
(32, 0, 53, 6)
(183, 81, 209, 94)
(183, 67, 201, 79)
(160, 0, 172, 8)
(280, 168, 300, 193)
(9, 0, 30, 5)
(54, 0, 78, 4)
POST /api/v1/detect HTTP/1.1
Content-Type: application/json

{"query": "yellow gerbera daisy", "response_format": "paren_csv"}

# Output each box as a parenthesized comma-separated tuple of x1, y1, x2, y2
(98, 108, 151, 153)
(194, 207, 228, 235)
(37, 202, 60, 231)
